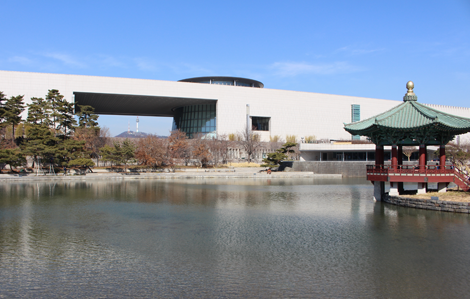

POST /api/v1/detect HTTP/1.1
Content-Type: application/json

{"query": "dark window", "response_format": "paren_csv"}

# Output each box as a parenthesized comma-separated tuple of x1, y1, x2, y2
(251, 117, 270, 131)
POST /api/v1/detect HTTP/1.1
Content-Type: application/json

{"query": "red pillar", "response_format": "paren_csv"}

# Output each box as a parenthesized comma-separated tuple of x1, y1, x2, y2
(398, 145, 403, 167)
(419, 144, 426, 170)
(391, 145, 398, 170)
(440, 145, 446, 169)
(375, 145, 384, 169)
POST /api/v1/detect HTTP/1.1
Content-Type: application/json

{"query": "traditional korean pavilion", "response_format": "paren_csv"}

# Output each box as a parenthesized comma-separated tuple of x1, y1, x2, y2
(344, 81, 470, 200)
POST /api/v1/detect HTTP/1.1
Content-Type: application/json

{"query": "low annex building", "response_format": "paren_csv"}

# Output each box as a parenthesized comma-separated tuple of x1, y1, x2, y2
(2, 71, 470, 145)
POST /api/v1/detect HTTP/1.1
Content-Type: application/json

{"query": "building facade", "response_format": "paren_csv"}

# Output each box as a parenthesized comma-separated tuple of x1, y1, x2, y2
(2, 71, 470, 145)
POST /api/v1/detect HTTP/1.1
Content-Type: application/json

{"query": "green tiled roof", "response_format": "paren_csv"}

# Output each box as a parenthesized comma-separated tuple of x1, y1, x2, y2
(344, 100, 470, 136)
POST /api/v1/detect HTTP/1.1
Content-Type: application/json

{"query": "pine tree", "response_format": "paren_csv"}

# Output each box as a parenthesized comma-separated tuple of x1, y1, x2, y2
(4, 95, 25, 142)
(120, 139, 136, 172)
(57, 98, 76, 138)
(0, 148, 26, 171)
(27, 97, 52, 126)
(0, 91, 7, 128)
(261, 142, 298, 168)
(77, 105, 99, 129)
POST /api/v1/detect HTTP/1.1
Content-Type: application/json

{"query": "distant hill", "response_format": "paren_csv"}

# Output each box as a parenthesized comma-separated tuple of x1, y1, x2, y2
(114, 131, 167, 138)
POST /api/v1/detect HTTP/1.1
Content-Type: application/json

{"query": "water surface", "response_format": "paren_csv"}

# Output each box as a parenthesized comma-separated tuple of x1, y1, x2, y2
(1, 178, 469, 298)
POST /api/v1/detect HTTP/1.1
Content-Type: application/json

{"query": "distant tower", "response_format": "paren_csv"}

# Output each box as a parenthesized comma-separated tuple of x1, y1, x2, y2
(136, 116, 139, 133)
(128, 121, 130, 133)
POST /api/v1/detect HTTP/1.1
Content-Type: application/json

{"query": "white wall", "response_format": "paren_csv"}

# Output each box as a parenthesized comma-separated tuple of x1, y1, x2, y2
(1, 70, 470, 143)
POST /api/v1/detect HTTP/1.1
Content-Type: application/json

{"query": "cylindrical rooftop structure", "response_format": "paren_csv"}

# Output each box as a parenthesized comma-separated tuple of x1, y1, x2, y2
(179, 76, 264, 88)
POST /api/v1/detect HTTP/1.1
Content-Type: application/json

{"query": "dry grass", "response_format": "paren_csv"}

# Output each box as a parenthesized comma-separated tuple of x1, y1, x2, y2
(405, 190, 470, 202)
(228, 162, 261, 167)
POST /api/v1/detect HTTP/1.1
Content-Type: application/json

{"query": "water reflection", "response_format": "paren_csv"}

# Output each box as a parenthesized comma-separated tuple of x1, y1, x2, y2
(1, 178, 470, 298)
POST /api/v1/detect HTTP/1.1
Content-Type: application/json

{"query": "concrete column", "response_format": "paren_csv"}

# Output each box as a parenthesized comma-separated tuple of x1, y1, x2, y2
(440, 145, 446, 169)
(373, 181, 383, 201)
(389, 182, 399, 196)
(417, 183, 426, 194)
(419, 144, 426, 170)
(438, 182, 447, 193)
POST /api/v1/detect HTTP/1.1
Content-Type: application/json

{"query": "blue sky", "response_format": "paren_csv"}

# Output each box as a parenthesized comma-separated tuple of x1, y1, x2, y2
(1, 0, 469, 136)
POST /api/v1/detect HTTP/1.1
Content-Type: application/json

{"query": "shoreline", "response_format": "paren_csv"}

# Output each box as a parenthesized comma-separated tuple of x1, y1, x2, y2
(0, 171, 340, 183)
(385, 194, 470, 214)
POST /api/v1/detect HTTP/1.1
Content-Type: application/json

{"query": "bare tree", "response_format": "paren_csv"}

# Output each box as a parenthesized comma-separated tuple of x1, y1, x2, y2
(74, 126, 110, 167)
(217, 134, 230, 165)
(135, 135, 167, 168)
(239, 126, 261, 162)
(192, 134, 212, 167)
(167, 130, 191, 168)
(445, 142, 470, 167)
(402, 146, 417, 161)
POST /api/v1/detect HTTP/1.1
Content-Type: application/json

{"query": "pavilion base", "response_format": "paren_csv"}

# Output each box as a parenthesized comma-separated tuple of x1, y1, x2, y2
(374, 181, 383, 201)
(417, 183, 426, 194)
(438, 183, 447, 193)
(389, 182, 399, 196)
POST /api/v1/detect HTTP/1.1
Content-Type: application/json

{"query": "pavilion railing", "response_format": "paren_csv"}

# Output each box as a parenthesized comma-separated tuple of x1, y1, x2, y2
(453, 164, 470, 188)
(366, 164, 455, 176)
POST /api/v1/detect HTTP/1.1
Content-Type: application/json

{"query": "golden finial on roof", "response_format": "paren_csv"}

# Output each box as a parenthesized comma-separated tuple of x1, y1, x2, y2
(403, 81, 417, 101)
(406, 81, 414, 95)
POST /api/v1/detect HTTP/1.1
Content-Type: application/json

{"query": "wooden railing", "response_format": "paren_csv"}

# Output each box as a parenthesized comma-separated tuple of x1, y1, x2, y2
(366, 164, 470, 190)
(366, 164, 454, 176)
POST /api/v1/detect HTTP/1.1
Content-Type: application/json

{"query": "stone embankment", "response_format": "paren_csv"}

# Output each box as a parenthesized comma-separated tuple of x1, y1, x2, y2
(385, 195, 470, 214)
(0, 168, 327, 182)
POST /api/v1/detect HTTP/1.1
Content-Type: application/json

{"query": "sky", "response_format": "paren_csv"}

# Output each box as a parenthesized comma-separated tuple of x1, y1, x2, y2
(1, 0, 469, 136)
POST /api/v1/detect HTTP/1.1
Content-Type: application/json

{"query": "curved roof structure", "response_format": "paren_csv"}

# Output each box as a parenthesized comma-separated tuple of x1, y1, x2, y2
(344, 82, 470, 145)
(179, 76, 264, 88)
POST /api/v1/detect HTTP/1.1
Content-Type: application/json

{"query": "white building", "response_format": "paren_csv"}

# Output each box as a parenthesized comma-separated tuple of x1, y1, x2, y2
(2, 70, 470, 144)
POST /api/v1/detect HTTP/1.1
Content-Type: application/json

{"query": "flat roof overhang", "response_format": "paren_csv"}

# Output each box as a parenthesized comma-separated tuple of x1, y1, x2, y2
(73, 92, 217, 117)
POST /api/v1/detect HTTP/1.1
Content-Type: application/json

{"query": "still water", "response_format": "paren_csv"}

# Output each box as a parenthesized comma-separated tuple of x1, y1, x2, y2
(1, 178, 470, 298)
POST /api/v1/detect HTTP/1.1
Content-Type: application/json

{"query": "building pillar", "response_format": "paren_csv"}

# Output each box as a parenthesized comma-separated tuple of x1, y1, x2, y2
(419, 144, 426, 170)
(391, 145, 398, 170)
(398, 145, 403, 167)
(439, 145, 446, 169)
(417, 183, 426, 194)
(389, 182, 399, 196)
(373, 181, 383, 201)
(375, 145, 384, 169)
(438, 182, 447, 193)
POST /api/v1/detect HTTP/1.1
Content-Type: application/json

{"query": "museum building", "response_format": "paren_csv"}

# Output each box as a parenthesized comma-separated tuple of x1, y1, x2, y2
(1, 70, 470, 154)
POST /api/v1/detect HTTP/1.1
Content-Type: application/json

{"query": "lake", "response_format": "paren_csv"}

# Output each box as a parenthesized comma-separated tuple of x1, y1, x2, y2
(1, 178, 469, 298)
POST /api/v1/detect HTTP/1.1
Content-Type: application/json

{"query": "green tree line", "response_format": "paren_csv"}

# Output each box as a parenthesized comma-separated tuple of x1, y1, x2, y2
(0, 89, 101, 172)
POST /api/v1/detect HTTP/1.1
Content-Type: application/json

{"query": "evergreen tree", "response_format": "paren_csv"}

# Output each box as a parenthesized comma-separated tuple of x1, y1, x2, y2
(100, 140, 136, 171)
(45, 89, 75, 137)
(68, 157, 95, 172)
(57, 98, 76, 138)
(4, 95, 25, 142)
(77, 105, 99, 129)
(27, 97, 52, 126)
(261, 142, 298, 168)
(0, 91, 7, 127)
(0, 148, 26, 171)
(100, 144, 119, 166)
(46, 89, 63, 135)
(120, 139, 136, 172)
(22, 124, 58, 166)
